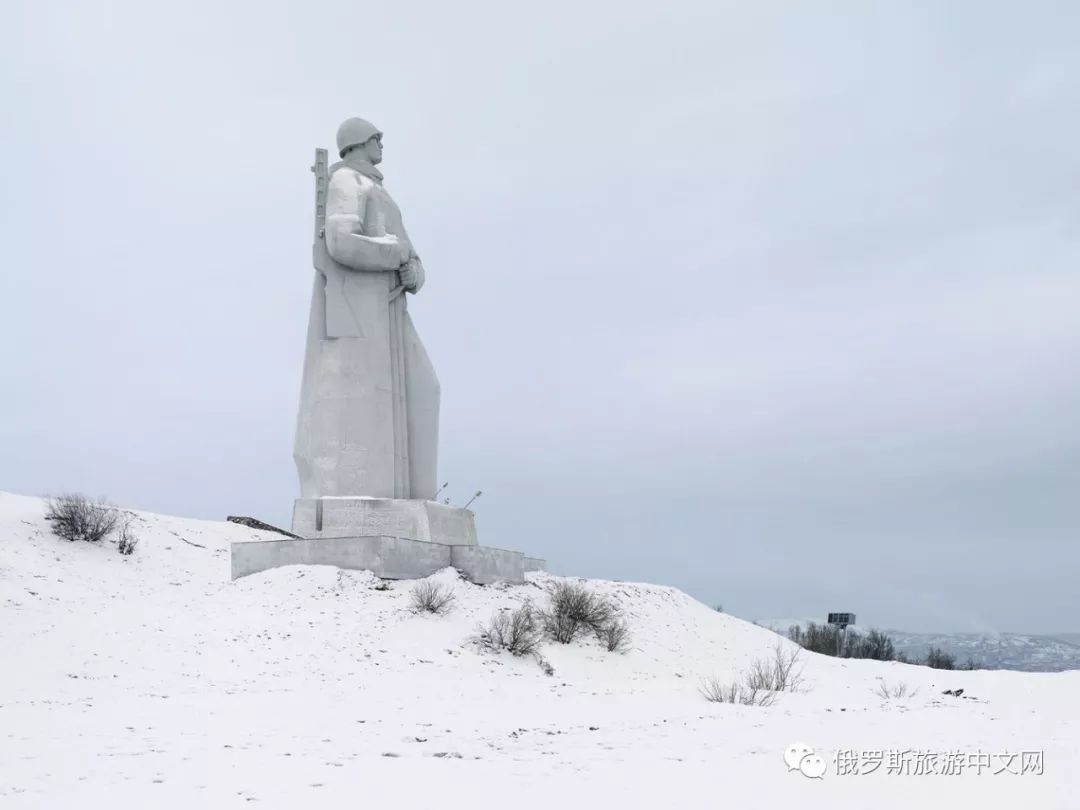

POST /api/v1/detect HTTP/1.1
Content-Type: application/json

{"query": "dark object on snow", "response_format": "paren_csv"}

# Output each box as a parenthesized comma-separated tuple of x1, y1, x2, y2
(226, 516, 301, 539)
(942, 688, 965, 697)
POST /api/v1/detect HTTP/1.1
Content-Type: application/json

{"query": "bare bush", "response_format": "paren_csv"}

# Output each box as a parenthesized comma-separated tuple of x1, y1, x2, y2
(45, 494, 118, 543)
(876, 680, 918, 700)
(699, 676, 777, 707)
(860, 629, 897, 661)
(475, 603, 553, 675)
(409, 580, 456, 615)
(600, 618, 631, 653)
(542, 581, 617, 644)
(477, 603, 544, 657)
(116, 516, 139, 556)
(925, 647, 956, 670)
(699, 676, 741, 704)
(745, 643, 804, 693)
(700, 642, 804, 707)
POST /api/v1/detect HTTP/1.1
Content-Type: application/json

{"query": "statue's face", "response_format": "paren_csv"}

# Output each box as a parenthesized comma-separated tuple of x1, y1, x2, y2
(365, 135, 383, 165)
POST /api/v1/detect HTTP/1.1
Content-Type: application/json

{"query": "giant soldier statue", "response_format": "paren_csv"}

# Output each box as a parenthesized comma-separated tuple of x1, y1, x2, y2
(227, 117, 547, 579)
(291, 118, 467, 543)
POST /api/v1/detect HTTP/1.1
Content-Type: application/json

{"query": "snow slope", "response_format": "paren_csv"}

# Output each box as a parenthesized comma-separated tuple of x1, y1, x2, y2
(1, 491, 1077, 809)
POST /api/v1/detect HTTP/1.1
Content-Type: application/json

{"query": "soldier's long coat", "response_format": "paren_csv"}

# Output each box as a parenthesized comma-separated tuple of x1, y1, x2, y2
(293, 156, 439, 504)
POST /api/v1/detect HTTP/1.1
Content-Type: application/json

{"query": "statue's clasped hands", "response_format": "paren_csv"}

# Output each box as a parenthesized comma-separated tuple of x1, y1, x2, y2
(398, 257, 423, 292)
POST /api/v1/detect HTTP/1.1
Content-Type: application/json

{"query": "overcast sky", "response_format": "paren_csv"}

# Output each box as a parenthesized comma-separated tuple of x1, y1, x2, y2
(3, 1, 1078, 633)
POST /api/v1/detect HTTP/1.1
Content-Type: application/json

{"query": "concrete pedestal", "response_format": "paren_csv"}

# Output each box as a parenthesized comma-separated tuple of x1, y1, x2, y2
(231, 534, 534, 584)
(291, 497, 477, 546)
(235, 500, 542, 584)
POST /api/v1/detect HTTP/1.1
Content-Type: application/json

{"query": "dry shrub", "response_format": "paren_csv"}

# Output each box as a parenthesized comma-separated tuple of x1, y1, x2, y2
(409, 580, 456, 615)
(925, 647, 956, 670)
(475, 603, 553, 675)
(745, 642, 804, 693)
(600, 618, 631, 653)
(876, 680, 918, 700)
(699, 676, 771, 706)
(543, 581, 617, 644)
(116, 515, 139, 555)
(477, 603, 544, 657)
(700, 642, 805, 707)
(45, 494, 118, 543)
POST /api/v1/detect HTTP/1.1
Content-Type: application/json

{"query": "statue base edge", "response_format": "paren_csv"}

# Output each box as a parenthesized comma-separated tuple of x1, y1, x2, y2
(291, 497, 477, 546)
(230, 533, 546, 585)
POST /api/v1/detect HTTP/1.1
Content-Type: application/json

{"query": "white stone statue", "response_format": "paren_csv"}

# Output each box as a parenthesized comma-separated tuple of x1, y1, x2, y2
(293, 118, 440, 511)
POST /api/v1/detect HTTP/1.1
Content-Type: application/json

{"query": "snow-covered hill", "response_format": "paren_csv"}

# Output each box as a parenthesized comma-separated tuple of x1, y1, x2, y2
(886, 631, 1080, 672)
(759, 619, 1080, 672)
(1, 491, 1077, 809)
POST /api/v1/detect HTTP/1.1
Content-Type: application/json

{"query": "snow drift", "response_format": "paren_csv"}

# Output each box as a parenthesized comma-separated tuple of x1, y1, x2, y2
(1, 492, 1076, 809)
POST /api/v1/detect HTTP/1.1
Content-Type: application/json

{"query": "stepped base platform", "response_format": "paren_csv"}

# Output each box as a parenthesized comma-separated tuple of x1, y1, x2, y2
(230, 497, 544, 585)
(291, 497, 478, 546)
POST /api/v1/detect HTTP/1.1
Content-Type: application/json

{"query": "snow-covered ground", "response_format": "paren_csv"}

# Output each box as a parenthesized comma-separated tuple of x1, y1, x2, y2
(1, 491, 1076, 809)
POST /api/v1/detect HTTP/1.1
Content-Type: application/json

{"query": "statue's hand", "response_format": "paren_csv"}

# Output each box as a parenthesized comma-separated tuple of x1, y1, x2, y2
(398, 257, 425, 293)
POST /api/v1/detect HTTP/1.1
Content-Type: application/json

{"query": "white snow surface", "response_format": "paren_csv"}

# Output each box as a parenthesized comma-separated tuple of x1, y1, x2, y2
(1, 491, 1076, 809)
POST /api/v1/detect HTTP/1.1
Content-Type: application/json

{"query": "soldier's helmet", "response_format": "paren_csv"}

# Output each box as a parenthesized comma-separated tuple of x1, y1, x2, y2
(336, 117, 382, 157)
